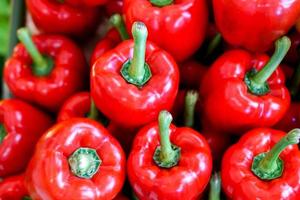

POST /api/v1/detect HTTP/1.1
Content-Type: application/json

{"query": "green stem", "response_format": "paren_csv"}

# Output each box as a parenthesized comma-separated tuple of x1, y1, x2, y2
(129, 22, 148, 82)
(0, 124, 7, 144)
(109, 14, 129, 41)
(153, 111, 180, 168)
(17, 28, 53, 76)
(22, 196, 32, 200)
(209, 172, 221, 200)
(120, 22, 151, 87)
(150, 0, 173, 7)
(68, 147, 101, 179)
(184, 90, 199, 127)
(87, 100, 99, 120)
(2, 0, 26, 99)
(251, 129, 300, 180)
(251, 36, 291, 85)
(205, 33, 222, 59)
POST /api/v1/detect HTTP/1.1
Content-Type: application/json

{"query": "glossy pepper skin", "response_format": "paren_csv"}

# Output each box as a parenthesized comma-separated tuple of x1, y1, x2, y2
(0, 99, 52, 177)
(57, 92, 90, 122)
(90, 29, 121, 67)
(26, 0, 99, 37)
(213, 0, 300, 52)
(64, 0, 108, 6)
(0, 174, 28, 200)
(4, 34, 87, 112)
(26, 118, 126, 200)
(200, 50, 290, 134)
(128, 114, 212, 200)
(91, 40, 179, 127)
(123, 0, 208, 62)
(221, 128, 300, 199)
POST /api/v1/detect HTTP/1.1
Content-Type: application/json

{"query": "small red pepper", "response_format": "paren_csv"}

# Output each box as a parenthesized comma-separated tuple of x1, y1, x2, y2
(222, 128, 300, 199)
(128, 110, 212, 199)
(90, 14, 129, 67)
(105, 0, 123, 16)
(0, 99, 52, 177)
(123, 0, 208, 61)
(213, 0, 300, 52)
(91, 22, 179, 127)
(26, 118, 126, 200)
(4, 28, 87, 112)
(26, 0, 100, 37)
(0, 174, 29, 200)
(200, 37, 291, 134)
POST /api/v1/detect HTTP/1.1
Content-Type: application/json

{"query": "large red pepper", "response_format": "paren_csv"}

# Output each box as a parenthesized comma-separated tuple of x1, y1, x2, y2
(4, 28, 87, 112)
(90, 14, 129, 67)
(123, 0, 208, 62)
(0, 174, 29, 200)
(213, 0, 300, 52)
(26, 118, 126, 200)
(0, 99, 52, 177)
(200, 37, 291, 134)
(128, 110, 212, 200)
(91, 22, 179, 127)
(222, 128, 300, 199)
(26, 0, 99, 37)
(274, 103, 300, 132)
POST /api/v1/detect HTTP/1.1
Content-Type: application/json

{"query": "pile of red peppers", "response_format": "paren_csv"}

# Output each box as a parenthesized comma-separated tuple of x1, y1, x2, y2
(1, 0, 300, 199)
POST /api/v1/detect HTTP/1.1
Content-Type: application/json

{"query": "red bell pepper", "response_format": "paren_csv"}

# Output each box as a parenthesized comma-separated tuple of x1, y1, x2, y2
(91, 22, 179, 127)
(0, 99, 52, 177)
(128, 110, 212, 199)
(274, 103, 300, 132)
(4, 28, 87, 112)
(26, 0, 100, 37)
(90, 14, 129, 67)
(0, 174, 29, 200)
(26, 118, 126, 200)
(105, 0, 123, 16)
(180, 60, 208, 89)
(213, 0, 300, 52)
(200, 37, 291, 134)
(222, 128, 300, 199)
(123, 0, 208, 62)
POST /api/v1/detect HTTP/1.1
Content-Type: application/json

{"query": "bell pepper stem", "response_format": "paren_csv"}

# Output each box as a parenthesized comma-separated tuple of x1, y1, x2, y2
(17, 28, 53, 76)
(251, 36, 291, 85)
(252, 129, 300, 180)
(153, 110, 180, 168)
(205, 33, 222, 59)
(150, 0, 173, 7)
(129, 22, 148, 82)
(68, 147, 101, 179)
(110, 14, 129, 41)
(184, 90, 199, 127)
(0, 124, 6, 144)
(87, 100, 99, 120)
(209, 172, 221, 200)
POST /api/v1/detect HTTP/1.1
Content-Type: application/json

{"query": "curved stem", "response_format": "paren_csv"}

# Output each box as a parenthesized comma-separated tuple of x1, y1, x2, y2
(205, 33, 222, 59)
(209, 172, 221, 200)
(259, 129, 300, 171)
(87, 100, 99, 120)
(68, 147, 101, 179)
(110, 14, 129, 41)
(184, 90, 199, 127)
(128, 22, 148, 82)
(0, 124, 6, 144)
(252, 129, 300, 180)
(17, 28, 53, 76)
(251, 36, 291, 85)
(150, 0, 173, 7)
